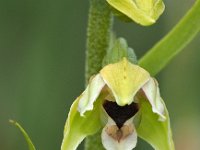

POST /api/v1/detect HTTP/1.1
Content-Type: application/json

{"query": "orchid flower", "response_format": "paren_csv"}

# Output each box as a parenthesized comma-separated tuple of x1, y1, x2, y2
(61, 56, 174, 150)
(106, 0, 165, 26)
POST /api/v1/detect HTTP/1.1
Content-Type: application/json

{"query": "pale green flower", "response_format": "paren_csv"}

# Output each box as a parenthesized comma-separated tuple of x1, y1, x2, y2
(106, 0, 165, 26)
(61, 58, 174, 150)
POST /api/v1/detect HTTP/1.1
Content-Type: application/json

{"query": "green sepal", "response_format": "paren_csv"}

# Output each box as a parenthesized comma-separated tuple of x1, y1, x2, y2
(106, 0, 165, 26)
(61, 94, 106, 150)
(103, 38, 137, 66)
(136, 99, 175, 150)
(9, 120, 36, 150)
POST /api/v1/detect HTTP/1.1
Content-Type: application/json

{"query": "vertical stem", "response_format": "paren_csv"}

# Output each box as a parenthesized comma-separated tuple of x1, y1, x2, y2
(85, 0, 113, 82)
(85, 0, 113, 149)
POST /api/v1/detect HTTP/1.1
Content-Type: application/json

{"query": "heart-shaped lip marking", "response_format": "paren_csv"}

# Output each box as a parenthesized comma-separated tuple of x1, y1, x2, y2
(103, 100, 139, 129)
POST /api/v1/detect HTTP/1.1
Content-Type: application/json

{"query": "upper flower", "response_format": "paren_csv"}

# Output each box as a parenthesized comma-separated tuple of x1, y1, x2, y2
(61, 57, 174, 150)
(106, 0, 165, 26)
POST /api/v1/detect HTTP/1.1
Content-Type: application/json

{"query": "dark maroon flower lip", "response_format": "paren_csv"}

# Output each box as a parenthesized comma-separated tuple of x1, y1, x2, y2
(103, 100, 139, 129)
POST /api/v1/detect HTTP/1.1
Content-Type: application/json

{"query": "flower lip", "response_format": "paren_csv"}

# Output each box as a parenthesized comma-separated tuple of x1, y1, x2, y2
(103, 100, 139, 129)
(101, 117, 138, 150)
(105, 124, 134, 142)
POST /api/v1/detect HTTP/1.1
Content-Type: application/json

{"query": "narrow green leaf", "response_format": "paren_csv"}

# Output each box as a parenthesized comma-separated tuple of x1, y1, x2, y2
(139, 0, 200, 76)
(136, 99, 174, 150)
(9, 120, 36, 150)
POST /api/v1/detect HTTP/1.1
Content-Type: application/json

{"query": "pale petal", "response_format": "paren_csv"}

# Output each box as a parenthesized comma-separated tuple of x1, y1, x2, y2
(142, 77, 166, 121)
(78, 74, 105, 116)
(101, 118, 137, 150)
(61, 94, 105, 150)
(137, 99, 175, 150)
(100, 58, 150, 106)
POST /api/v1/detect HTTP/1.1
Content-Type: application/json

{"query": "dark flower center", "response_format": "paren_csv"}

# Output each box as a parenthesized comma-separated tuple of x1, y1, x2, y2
(103, 100, 139, 129)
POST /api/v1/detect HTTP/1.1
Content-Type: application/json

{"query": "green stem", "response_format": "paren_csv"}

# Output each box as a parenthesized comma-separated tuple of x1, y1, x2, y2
(85, 0, 113, 149)
(139, 0, 200, 76)
(85, 0, 113, 82)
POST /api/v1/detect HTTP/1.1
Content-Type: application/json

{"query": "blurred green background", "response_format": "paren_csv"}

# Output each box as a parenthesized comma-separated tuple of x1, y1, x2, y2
(0, 0, 200, 150)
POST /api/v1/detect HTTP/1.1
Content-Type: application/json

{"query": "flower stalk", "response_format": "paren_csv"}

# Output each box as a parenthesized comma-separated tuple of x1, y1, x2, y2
(85, 0, 113, 82)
